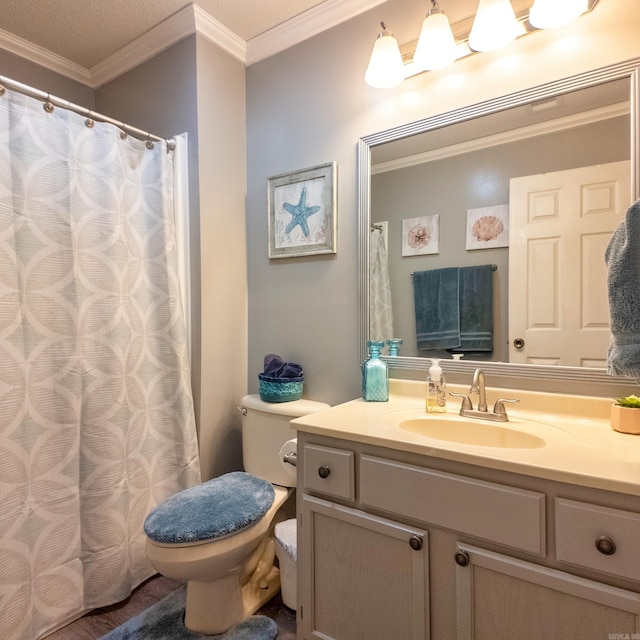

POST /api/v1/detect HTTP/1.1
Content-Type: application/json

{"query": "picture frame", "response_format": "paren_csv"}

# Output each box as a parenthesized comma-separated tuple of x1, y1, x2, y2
(268, 162, 337, 258)
(401, 214, 439, 256)
(466, 204, 509, 250)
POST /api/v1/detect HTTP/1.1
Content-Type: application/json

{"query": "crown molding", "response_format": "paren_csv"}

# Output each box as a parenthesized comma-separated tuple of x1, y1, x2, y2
(90, 5, 198, 88)
(90, 5, 246, 88)
(0, 0, 381, 87)
(193, 4, 246, 63)
(245, 0, 386, 66)
(0, 25, 92, 85)
(372, 102, 630, 175)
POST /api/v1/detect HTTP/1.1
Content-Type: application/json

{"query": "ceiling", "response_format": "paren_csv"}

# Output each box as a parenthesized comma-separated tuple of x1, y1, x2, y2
(0, 0, 489, 88)
(0, 0, 375, 70)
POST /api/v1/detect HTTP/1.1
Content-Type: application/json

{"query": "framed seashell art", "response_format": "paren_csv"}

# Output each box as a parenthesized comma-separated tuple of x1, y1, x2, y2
(466, 204, 509, 250)
(401, 214, 439, 256)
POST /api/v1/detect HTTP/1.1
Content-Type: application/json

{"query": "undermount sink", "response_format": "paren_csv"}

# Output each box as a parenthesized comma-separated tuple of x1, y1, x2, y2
(396, 417, 547, 449)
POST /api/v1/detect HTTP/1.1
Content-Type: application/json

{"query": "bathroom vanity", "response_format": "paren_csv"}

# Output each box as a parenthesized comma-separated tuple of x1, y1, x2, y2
(292, 380, 640, 640)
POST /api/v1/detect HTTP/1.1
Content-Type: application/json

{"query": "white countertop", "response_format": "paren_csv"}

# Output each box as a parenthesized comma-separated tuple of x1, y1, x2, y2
(291, 379, 640, 497)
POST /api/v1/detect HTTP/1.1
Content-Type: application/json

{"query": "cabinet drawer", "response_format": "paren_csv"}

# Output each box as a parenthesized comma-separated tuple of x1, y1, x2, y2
(360, 455, 545, 555)
(303, 444, 355, 501)
(555, 498, 640, 582)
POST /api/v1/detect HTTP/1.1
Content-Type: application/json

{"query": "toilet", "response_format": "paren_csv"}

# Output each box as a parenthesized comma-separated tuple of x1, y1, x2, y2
(143, 394, 329, 635)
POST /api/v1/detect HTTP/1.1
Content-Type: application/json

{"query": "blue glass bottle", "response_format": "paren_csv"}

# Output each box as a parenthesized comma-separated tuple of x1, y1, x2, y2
(387, 338, 403, 356)
(362, 340, 389, 402)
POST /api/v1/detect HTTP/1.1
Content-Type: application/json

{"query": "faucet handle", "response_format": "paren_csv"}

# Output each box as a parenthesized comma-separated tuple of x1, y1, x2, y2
(493, 398, 519, 416)
(450, 391, 473, 411)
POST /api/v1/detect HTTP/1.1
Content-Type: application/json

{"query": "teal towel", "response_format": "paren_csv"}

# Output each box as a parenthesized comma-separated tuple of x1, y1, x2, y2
(605, 198, 640, 378)
(413, 265, 494, 352)
(453, 265, 494, 352)
(413, 267, 460, 350)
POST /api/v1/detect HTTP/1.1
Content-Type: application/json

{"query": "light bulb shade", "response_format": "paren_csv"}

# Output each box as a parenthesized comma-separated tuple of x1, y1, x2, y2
(468, 0, 520, 52)
(529, 0, 588, 29)
(365, 27, 405, 88)
(414, 11, 457, 71)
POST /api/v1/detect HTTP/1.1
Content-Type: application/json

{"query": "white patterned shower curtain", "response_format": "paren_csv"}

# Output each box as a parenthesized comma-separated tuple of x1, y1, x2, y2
(369, 223, 394, 342)
(0, 87, 201, 640)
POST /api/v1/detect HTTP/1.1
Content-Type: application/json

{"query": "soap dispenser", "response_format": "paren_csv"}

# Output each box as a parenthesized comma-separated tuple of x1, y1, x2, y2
(362, 340, 389, 402)
(426, 359, 446, 413)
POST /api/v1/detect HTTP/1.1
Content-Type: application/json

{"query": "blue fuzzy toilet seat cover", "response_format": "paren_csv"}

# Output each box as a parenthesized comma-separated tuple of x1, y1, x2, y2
(144, 471, 276, 544)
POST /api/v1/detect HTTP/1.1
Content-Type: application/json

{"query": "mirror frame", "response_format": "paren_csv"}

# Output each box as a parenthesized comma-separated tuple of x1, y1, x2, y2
(358, 58, 640, 395)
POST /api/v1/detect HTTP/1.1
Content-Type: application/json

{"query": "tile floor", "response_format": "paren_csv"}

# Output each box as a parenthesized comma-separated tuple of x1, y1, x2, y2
(44, 575, 297, 639)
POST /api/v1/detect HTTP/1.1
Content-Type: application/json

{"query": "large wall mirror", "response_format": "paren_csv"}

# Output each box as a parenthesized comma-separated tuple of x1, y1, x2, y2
(358, 59, 640, 395)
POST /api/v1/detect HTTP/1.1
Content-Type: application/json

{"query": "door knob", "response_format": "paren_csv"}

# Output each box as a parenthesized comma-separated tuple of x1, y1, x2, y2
(513, 338, 525, 349)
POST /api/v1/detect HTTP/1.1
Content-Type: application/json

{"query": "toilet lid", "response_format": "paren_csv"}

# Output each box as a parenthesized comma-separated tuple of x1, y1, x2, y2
(144, 471, 275, 544)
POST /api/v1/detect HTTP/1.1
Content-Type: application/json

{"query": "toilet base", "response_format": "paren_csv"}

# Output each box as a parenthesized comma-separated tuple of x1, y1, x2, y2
(183, 539, 281, 635)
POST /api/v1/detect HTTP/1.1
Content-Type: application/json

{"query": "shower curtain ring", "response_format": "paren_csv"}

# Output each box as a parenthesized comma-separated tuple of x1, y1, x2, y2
(85, 111, 95, 128)
(43, 94, 54, 113)
(0, 85, 5, 97)
(146, 136, 155, 150)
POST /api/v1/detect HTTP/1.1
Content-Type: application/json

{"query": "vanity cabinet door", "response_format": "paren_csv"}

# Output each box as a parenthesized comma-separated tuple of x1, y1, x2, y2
(455, 543, 640, 640)
(299, 495, 429, 640)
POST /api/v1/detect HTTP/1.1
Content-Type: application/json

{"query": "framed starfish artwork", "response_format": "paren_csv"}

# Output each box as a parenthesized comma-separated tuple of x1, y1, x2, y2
(268, 162, 337, 258)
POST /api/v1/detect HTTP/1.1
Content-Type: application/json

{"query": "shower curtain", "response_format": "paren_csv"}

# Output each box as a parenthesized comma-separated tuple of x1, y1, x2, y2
(369, 223, 394, 342)
(0, 87, 201, 640)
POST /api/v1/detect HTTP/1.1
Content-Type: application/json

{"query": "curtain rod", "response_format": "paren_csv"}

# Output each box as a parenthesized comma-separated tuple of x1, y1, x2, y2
(411, 265, 497, 275)
(0, 75, 175, 151)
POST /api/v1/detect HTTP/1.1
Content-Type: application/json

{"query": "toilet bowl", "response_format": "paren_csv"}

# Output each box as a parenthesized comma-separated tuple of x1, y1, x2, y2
(143, 394, 329, 635)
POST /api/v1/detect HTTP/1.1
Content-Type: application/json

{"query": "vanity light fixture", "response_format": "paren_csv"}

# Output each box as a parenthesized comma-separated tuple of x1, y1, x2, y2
(468, 0, 521, 52)
(529, 0, 589, 29)
(364, 22, 405, 88)
(365, 0, 599, 88)
(413, 1, 458, 71)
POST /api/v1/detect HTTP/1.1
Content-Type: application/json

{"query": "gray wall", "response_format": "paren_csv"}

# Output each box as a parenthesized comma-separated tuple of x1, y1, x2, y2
(246, 0, 640, 407)
(192, 34, 247, 480)
(246, 15, 381, 406)
(0, 49, 94, 106)
(372, 117, 630, 361)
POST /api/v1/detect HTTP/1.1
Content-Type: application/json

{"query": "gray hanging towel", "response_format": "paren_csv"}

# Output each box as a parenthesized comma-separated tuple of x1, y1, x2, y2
(451, 264, 494, 353)
(605, 198, 640, 379)
(413, 267, 460, 350)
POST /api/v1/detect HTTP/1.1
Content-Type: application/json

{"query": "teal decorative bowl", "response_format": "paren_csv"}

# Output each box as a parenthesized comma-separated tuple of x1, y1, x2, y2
(258, 374, 303, 402)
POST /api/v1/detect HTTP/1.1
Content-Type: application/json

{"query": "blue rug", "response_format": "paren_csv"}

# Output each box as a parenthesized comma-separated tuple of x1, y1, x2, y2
(99, 586, 279, 639)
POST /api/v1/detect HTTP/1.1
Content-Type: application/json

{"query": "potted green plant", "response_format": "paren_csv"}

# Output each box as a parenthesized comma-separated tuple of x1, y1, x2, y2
(611, 395, 640, 434)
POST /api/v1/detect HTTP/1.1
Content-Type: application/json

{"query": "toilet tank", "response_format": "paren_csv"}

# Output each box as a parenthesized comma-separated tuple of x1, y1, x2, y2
(241, 394, 330, 488)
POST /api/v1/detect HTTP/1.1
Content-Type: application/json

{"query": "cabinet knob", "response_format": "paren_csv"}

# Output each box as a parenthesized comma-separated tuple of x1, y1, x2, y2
(595, 535, 616, 556)
(318, 465, 331, 479)
(409, 535, 423, 551)
(454, 550, 470, 567)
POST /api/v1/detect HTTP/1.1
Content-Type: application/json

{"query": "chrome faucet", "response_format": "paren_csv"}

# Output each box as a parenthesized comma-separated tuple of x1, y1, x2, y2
(450, 368, 519, 422)
(470, 368, 487, 412)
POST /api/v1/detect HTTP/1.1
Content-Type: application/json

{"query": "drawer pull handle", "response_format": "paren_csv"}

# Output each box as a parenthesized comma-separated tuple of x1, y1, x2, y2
(595, 535, 616, 556)
(454, 550, 470, 567)
(409, 535, 423, 551)
(318, 465, 331, 479)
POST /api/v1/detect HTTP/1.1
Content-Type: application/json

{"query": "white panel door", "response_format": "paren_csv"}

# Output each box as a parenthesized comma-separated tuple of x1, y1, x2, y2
(509, 161, 630, 366)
